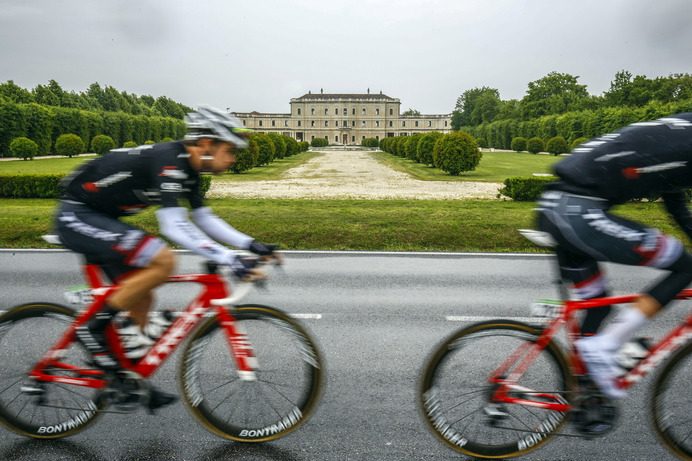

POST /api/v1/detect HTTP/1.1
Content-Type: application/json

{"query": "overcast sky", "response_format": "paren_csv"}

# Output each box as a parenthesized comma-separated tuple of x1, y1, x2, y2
(2, 0, 692, 115)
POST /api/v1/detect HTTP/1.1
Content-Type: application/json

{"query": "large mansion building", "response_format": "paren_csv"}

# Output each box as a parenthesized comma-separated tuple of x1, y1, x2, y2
(232, 90, 452, 145)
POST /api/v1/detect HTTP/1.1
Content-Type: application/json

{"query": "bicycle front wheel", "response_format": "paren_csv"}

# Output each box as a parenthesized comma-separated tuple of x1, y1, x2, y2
(0, 303, 105, 438)
(179, 304, 324, 442)
(651, 340, 692, 460)
(419, 320, 573, 459)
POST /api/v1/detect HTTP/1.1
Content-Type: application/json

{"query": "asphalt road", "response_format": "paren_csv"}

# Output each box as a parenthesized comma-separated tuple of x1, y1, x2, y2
(0, 250, 685, 460)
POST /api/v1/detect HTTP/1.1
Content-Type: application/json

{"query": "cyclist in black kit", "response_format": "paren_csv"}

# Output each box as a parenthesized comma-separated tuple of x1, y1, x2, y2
(56, 106, 278, 411)
(537, 113, 692, 400)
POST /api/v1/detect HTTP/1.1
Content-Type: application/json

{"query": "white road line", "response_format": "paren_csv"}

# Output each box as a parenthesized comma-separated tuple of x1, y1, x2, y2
(290, 313, 322, 320)
(445, 315, 539, 323)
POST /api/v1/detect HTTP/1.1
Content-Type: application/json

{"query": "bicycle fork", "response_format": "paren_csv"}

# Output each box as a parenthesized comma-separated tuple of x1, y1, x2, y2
(216, 309, 259, 381)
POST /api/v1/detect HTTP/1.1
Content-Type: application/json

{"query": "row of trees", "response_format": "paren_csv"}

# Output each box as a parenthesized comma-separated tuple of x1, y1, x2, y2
(379, 132, 481, 176)
(0, 100, 186, 156)
(0, 80, 192, 119)
(452, 71, 692, 149)
(232, 132, 309, 174)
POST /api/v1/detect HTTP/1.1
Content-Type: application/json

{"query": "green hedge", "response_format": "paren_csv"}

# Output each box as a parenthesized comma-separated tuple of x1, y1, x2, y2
(0, 173, 213, 198)
(500, 176, 554, 201)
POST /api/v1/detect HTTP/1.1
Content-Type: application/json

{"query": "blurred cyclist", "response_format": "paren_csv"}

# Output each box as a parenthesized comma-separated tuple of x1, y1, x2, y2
(537, 113, 692, 399)
(56, 106, 279, 411)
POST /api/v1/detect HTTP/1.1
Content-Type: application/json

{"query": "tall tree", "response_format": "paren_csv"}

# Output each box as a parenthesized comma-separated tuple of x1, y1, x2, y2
(452, 87, 500, 129)
(520, 72, 589, 119)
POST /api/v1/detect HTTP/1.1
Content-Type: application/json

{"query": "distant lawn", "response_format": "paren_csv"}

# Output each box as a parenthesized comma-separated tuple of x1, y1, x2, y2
(371, 149, 561, 182)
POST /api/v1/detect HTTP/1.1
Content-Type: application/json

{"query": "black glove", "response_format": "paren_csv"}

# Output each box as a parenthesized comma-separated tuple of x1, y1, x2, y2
(248, 241, 278, 256)
(232, 257, 258, 279)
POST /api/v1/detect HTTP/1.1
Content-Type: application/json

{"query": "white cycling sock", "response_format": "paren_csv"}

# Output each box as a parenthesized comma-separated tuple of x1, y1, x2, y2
(592, 307, 648, 350)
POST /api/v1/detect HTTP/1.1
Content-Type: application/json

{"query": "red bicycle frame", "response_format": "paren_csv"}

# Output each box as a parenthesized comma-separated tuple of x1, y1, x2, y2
(29, 263, 258, 389)
(488, 288, 692, 413)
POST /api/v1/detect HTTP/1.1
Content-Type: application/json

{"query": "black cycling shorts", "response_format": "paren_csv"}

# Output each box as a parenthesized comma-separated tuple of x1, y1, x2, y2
(55, 201, 167, 282)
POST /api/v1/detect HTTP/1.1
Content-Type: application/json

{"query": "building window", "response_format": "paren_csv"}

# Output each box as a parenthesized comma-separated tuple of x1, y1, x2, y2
(298, 108, 301, 115)
(298, 121, 302, 127)
(352, 108, 355, 115)
(352, 136, 355, 142)
(415, 121, 418, 127)
(336, 135, 339, 142)
(389, 121, 392, 127)
(324, 136, 328, 140)
(376, 121, 380, 127)
(324, 108, 328, 115)
(272, 120, 276, 127)
(376, 108, 380, 115)
(362, 121, 366, 127)
(344, 120, 348, 126)
(376, 135, 379, 140)
(362, 108, 366, 115)
(427, 121, 431, 127)
(325, 121, 328, 127)
(311, 120, 315, 127)
(402, 121, 406, 127)
(343, 108, 347, 116)
(335, 120, 339, 126)
(335, 108, 338, 115)
(352, 121, 355, 127)
(242, 120, 246, 126)
(311, 108, 315, 115)
(285, 121, 289, 126)
(311, 135, 315, 140)
(445, 121, 448, 127)
(259, 121, 263, 127)
(390, 108, 393, 115)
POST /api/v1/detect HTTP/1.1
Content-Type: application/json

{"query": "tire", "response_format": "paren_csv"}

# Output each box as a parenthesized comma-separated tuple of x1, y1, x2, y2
(651, 340, 692, 460)
(419, 320, 573, 458)
(179, 305, 324, 441)
(0, 303, 105, 438)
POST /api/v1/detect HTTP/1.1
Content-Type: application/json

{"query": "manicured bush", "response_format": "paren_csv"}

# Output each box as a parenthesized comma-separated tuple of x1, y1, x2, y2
(91, 134, 115, 155)
(310, 137, 328, 147)
(123, 141, 138, 148)
(432, 131, 482, 175)
(511, 137, 527, 152)
(231, 133, 260, 174)
(198, 175, 212, 197)
(417, 132, 443, 166)
(160, 137, 174, 143)
(526, 137, 544, 155)
(0, 174, 65, 197)
(254, 133, 276, 166)
(144, 140, 155, 145)
(571, 137, 589, 150)
(546, 136, 569, 156)
(298, 141, 310, 152)
(283, 136, 298, 157)
(361, 137, 379, 148)
(267, 133, 286, 159)
(404, 133, 422, 162)
(10, 137, 38, 160)
(500, 176, 554, 201)
(55, 133, 85, 158)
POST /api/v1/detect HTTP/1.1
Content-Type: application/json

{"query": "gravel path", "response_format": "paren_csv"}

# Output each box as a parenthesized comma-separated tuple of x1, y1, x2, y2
(208, 149, 503, 200)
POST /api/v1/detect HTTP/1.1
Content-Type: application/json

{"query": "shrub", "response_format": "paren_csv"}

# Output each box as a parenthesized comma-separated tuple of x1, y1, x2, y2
(417, 132, 443, 166)
(10, 137, 38, 160)
(144, 140, 155, 145)
(511, 137, 527, 152)
(432, 132, 482, 175)
(405, 133, 423, 161)
(298, 141, 310, 152)
(0, 174, 65, 197)
(526, 137, 544, 155)
(55, 133, 85, 158)
(571, 137, 589, 150)
(500, 176, 554, 201)
(475, 137, 488, 149)
(231, 134, 259, 174)
(254, 133, 276, 166)
(198, 175, 212, 197)
(545, 136, 569, 156)
(160, 137, 174, 143)
(123, 141, 138, 148)
(311, 137, 328, 147)
(90, 135, 115, 155)
(361, 137, 379, 148)
(283, 136, 298, 157)
(267, 133, 286, 159)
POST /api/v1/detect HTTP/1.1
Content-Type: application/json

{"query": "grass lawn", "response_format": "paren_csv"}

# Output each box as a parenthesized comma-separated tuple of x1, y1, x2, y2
(2, 198, 685, 252)
(370, 149, 561, 182)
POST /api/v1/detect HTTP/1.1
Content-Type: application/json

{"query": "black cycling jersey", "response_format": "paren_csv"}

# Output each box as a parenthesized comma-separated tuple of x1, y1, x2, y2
(62, 141, 203, 217)
(549, 113, 692, 204)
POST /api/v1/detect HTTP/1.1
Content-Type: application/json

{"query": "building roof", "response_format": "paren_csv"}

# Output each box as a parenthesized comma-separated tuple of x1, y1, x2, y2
(293, 91, 398, 101)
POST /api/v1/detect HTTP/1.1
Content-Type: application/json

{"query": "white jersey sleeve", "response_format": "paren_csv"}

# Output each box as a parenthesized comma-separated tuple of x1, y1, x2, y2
(156, 207, 243, 270)
(191, 206, 254, 249)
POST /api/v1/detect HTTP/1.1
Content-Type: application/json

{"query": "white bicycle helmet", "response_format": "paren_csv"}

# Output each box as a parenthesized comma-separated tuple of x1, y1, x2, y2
(184, 105, 250, 149)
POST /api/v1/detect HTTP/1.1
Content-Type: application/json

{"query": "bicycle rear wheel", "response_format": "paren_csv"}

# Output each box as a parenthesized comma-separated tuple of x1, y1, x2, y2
(0, 303, 105, 438)
(179, 304, 324, 442)
(651, 341, 692, 460)
(419, 320, 573, 458)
